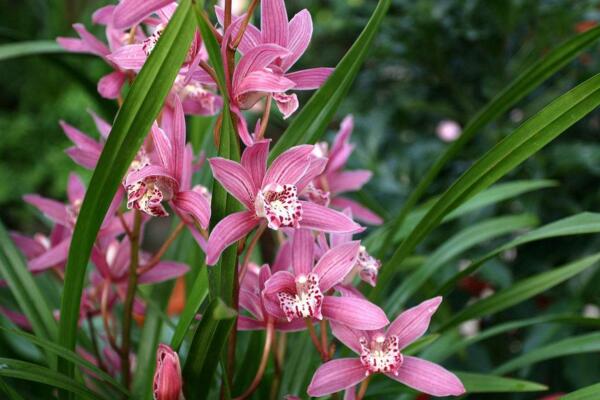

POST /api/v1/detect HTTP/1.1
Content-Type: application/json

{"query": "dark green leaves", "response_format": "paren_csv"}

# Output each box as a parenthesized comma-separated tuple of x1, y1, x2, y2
(57, 0, 196, 380)
(455, 372, 547, 393)
(182, 298, 236, 399)
(269, 0, 392, 160)
(562, 382, 600, 399)
(0, 41, 63, 61)
(171, 266, 209, 351)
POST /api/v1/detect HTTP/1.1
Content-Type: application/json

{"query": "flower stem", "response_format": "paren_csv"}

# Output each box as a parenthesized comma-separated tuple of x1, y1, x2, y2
(86, 313, 107, 373)
(100, 281, 120, 355)
(137, 221, 185, 275)
(231, 0, 260, 49)
(233, 320, 274, 399)
(356, 375, 372, 400)
(256, 95, 272, 140)
(320, 319, 329, 361)
(120, 210, 142, 388)
(305, 319, 327, 361)
(238, 222, 267, 283)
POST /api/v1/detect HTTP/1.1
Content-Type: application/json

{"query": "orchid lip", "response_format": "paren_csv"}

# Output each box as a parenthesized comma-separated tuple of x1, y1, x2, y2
(277, 273, 323, 321)
(255, 183, 302, 230)
(359, 334, 403, 376)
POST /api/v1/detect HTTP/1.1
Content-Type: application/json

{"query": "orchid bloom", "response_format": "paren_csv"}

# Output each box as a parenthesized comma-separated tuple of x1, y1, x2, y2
(261, 229, 388, 330)
(238, 263, 305, 331)
(206, 140, 362, 265)
(307, 296, 466, 398)
(308, 115, 383, 225)
(153, 344, 184, 400)
(124, 99, 211, 233)
(216, 0, 334, 118)
(61, 110, 112, 169)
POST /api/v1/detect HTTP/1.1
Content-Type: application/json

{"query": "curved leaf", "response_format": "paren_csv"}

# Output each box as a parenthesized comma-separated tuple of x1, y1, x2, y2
(170, 266, 208, 351)
(562, 382, 600, 400)
(0, 41, 63, 61)
(455, 372, 547, 393)
(57, 0, 196, 380)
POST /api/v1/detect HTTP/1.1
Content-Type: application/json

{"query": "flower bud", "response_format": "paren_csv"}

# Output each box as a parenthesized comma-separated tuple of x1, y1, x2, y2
(153, 344, 183, 400)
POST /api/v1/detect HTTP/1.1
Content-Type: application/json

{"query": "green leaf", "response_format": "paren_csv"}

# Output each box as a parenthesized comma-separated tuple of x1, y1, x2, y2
(375, 71, 600, 301)
(562, 382, 600, 400)
(0, 358, 104, 400)
(182, 298, 237, 399)
(455, 372, 547, 393)
(377, 25, 600, 258)
(57, 0, 196, 381)
(438, 212, 600, 295)
(385, 213, 538, 313)
(0, 377, 26, 400)
(0, 41, 64, 61)
(439, 253, 600, 331)
(269, 0, 392, 160)
(193, 1, 227, 96)
(0, 221, 57, 362)
(402, 334, 440, 356)
(493, 331, 600, 375)
(171, 266, 209, 351)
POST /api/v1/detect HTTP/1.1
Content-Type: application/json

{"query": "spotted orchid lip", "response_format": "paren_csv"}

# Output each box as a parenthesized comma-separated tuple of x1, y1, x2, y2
(359, 334, 403, 376)
(126, 177, 173, 217)
(277, 273, 324, 321)
(255, 183, 303, 230)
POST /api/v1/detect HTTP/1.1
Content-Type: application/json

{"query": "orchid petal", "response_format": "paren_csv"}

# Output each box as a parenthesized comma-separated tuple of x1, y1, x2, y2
(263, 145, 313, 187)
(322, 296, 389, 330)
(307, 358, 366, 397)
(237, 71, 295, 96)
(172, 190, 211, 229)
(238, 316, 266, 331)
(92, 5, 116, 25)
(124, 165, 176, 187)
(283, 10, 313, 71)
(67, 173, 86, 204)
(286, 67, 334, 90)
(60, 121, 101, 152)
(215, 6, 262, 54)
(329, 115, 354, 171)
(88, 109, 112, 138)
(57, 24, 109, 57)
(112, 0, 173, 29)
(139, 261, 189, 284)
(386, 356, 465, 397)
(208, 158, 256, 209)
(330, 197, 383, 225)
(330, 321, 364, 355)
(106, 44, 147, 71)
(10, 232, 45, 259)
(273, 92, 299, 119)
(291, 229, 314, 276)
(328, 170, 372, 194)
(295, 155, 327, 193)
(28, 238, 71, 272)
(313, 241, 360, 292)
(151, 123, 173, 171)
(206, 211, 259, 265)
(232, 44, 290, 91)
(299, 201, 363, 233)
(98, 71, 126, 99)
(241, 140, 270, 188)
(261, 0, 288, 47)
(387, 297, 442, 350)
(262, 270, 296, 297)
(65, 148, 100, 169)
(23, 195, 69, 226)
(272, 240, 292, 272)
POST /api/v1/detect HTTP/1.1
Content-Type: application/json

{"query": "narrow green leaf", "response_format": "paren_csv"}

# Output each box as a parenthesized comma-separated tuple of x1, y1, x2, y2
(0, 377, 25, 400)
(438, 212, 600, 295)
(455, 372, 547, 393)
(0, 41, 64, 61)
(377, 25, 600, 258)
(171, 266, 209, 351)
(182, 298, 236, 399)
(0, 221, 57, 362)
(375, 71, 600, 302)
(439, 253, 600, 331)
(562, 382, 600, 400)
(385, 213, 537, 312)
(193, 1, 227, 96)
(269, 0, 392, 160)
(402, 334, 440, 356)
(57, 0, 196, 381)
(0, 358, 104, 400)
(493, 332, 600, 375)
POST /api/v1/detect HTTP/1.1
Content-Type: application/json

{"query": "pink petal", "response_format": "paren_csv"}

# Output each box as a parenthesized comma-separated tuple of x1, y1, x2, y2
(261, 0, 288, 47)
(106, 44, 147, 71)
(322, 296, 388, 330)
(387, 297, 442, 350)
(208, 158, 256, 209)
(10, 232, 45, 259)
(295, 155, 327, 192)
(299, 201, 363, 233)
(112, 0, 173, 29)
(291, 229, 314, 276)
(238, 316, 266, 331)
(169, 96, 186, 182)
(231, 104, 254, 146)
(97, 71, 126, 99)
(67, 173, 86, 204)
(273, 92, 299, 119)
(330, 197, 383, 225)
(60, 120, 101, 152)
(307, 358, 366, 397)
(151, 124, 173, 172)
(172, 190, 211, 229)
(241, 140, 270, 189)
(263, 145, 313, 187)
(386, 356, 465, 397)
(329, 115, 354, 171)
(57, 24, 109, 57)
(344, 387, 356, 400)
(28, 238, 71, 272)
(92, 5, 116, 25)
(139, 261, 189, 284)
(23, 195, 69, 226)
(65, 147, 100, 169)
(274, 318, 307, 332)
(272, 240, 292, 272)
(239, 287, 263, 321)
(0, 307, 32, 330)
(124, 165, 176, 187)
(313, 241, 360, 292)
(236, 70, 295, 96)
(214, 6, 262, 54)
(262, 270, 296, 297)
(232, 44, 290, 91)
(206, 211, 259, 265)
(282, 10, 313, 71)
(328, 170, 372, 194)
(286, 67, 333, 90)
(330, 321, 364, 354)
(88, 109, 112, 138)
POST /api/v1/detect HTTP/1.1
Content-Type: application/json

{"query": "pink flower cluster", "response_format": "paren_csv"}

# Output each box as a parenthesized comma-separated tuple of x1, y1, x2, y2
(5, 0, 465, 398)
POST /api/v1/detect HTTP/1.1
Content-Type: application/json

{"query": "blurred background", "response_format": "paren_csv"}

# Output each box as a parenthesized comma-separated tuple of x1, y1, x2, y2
(2, 0, 600, 397)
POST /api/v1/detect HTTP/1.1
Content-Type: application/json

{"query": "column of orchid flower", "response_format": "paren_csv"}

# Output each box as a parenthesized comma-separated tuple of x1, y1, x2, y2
(2, 0, 469, 398)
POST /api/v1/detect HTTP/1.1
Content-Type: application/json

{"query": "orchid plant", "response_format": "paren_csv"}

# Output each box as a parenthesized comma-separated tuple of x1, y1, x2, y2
(2, 0, 600, 399)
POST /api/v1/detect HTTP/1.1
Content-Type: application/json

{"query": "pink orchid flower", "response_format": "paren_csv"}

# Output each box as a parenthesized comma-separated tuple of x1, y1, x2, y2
(308, 115, 383, 225)
(61, 110, 112, 170)
(216, 0, 334, 118)
(261, 229, 388, 330)
(307, 296, 466, 398)
(124, 99, 211, 233)
(153, 344, 183, 400)
(238, 263, 305, 332)
(206, 140, 362, 265)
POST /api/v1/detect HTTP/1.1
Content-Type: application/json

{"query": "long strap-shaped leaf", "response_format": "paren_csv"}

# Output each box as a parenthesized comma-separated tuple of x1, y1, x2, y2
(438, 212, 600, 295)
(371, 72, 600, 301)
(438, 252, 600, 331)
(268, 0, 392, 161)
(493, 331, 600, 375)
(0, 358, 104, 400)
(376, 25, 600, 258)
(562, 382, 600, 400)
(0, 40, 63, 61)
(0, 221, 57, 363)
(454, 372, 547, 393)
(57, 0, 196, 382)
(170, 266, 208, 351)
